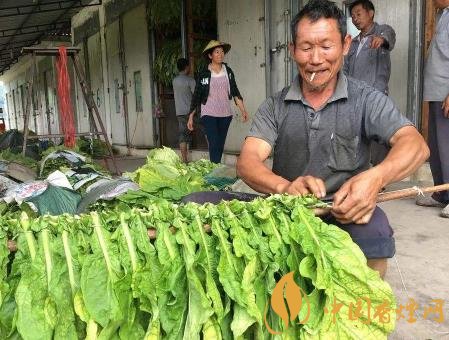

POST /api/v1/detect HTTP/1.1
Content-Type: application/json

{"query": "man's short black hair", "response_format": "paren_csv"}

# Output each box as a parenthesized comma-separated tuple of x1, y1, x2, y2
(177, 58, 189, 72)
(349, 0, 375, 14)
(291, 0, 347, 44)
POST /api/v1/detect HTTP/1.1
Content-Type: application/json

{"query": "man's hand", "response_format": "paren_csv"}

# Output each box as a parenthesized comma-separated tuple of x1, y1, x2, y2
(442, 94, 449, 118)
(279, 175, 326, 198)
(187, 113, 194, 131)
(332, 168, 384, 224)
(241, 111, 249, 123)
(370, 36, 385, 49)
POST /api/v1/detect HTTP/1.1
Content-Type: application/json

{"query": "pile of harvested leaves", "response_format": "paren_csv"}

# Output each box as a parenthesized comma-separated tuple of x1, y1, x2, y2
(0, 194, 396, 339)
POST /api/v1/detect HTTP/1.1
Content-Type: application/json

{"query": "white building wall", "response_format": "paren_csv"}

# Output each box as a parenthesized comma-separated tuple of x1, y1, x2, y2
(122, 4, 154, 147)
(72, 1, 154, 148)
(0, 41, 72, 135)
(268, 0, 296, 95)
(105, 20, 127, 145)
(217, 0, 266, 153)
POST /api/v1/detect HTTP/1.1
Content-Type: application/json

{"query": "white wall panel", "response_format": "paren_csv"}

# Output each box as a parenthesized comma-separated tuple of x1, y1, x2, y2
(105, 20, 127, 145)
(87, 32, 107, 131)
(217, 0, 266, 152)
(122, 4, 153, 147)
(73, 43, 91, 134)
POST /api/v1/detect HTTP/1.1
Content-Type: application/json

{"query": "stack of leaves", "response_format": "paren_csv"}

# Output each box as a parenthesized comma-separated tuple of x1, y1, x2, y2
(0, 150, 38, 171)
(125, 147, 220, 202)
(0, 195, 396, 339)
(39, 146, 109, 179)
(76, 137, 113, 159)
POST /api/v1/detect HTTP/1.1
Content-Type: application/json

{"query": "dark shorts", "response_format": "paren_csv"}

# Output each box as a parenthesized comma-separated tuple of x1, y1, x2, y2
(177, 114, 192, 144)
(323, 206, 395, 259)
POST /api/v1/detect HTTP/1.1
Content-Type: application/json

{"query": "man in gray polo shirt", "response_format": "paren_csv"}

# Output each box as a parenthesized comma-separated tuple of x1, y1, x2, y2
(344, 0, 395, 95)
(173, 58, 196, 163)
(237, 0, 429, 278)
(344, 0, 396, 166)
(416, 0, 449, 217)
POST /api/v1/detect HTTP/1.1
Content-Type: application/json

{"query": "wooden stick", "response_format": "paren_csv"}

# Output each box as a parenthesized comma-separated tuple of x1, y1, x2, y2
(6, 224, 212, 251)
(377, 183, 449, 203)
(313, 183, 449, 216)
(6, 184, 448, 250)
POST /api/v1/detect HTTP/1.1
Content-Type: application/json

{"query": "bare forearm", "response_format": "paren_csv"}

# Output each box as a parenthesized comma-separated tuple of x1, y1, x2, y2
(235, 97, 247, 114)
(375, 128, 429, 186)
(237, 156, 289, 194)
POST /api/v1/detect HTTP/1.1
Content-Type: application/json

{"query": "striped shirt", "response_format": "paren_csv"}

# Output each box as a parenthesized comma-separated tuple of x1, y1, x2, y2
(201, 67, 232, 117)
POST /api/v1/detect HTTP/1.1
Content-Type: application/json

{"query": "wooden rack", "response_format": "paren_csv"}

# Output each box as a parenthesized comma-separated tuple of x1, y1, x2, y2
(20, 47, 119, 174)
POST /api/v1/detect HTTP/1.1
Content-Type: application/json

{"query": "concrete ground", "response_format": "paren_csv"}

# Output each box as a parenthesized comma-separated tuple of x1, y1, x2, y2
(106, 155, 449, 339)
(382, 182, 449, 340)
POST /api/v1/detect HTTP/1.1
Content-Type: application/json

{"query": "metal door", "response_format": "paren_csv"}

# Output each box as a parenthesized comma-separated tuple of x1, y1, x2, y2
(267, 0, 297, 95)
(217, 0, 267, 152)
(122, 4, 153, 147)
(105, 20, 127, 145)
(74, 43, 90, 133)
(18, 84, 25, 131)
(10, 90, 18, 129)
(13, 87, 21, 130)
(87, 32, 107, 131)
(5, 92, 12, 129)
(43, 69, 59, 135)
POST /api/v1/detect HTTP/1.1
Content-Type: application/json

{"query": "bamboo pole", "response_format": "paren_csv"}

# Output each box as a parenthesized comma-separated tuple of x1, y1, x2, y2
(314, 183, 449, 216)
(6, 183, 449, 251)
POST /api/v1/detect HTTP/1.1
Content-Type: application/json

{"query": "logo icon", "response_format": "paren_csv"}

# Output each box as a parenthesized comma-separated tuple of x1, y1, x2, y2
(264, 271, 311, 335)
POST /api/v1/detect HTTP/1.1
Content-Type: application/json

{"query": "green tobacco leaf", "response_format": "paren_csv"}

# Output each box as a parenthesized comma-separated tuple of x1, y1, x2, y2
(81, 213, 125, 333)
(181, 204, 224, 320)
(15, 259, 53, 340)
(174, 211, 214, 339)
(154, 221, 187, 339)
(289, 206, 396, 339)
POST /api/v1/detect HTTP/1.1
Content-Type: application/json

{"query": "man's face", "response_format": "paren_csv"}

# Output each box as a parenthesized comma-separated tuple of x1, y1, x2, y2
(433, 0, 449, 9)
(289, 18, 351, 91)
(351, 4, 374, 32)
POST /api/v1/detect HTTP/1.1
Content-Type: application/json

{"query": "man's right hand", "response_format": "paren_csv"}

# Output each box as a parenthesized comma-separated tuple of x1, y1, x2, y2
(279, 175, 326, 198)
(187, 114, 194, 131)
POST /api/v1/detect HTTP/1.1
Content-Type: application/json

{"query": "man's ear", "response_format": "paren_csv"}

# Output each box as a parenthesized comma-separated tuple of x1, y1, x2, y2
(342, 34, 352, 56)
(288, 42, 295, 57)
(369, 9, 375, 20)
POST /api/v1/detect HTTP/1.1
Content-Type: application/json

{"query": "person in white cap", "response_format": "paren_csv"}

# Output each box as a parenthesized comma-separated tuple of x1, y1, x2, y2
(187, 40, 249, 163)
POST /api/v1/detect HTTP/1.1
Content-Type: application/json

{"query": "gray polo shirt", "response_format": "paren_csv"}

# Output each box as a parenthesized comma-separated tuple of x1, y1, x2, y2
(173, 73, 196, 116)
(248, 72, 412, 194)
(344, 22, 396, 95)
(423, 7, 449, 102)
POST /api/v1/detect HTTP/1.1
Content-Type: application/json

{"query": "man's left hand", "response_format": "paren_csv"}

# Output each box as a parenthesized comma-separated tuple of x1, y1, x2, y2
(331, 168, 384, 224)
(241, 111, 249, 123)
(442, 94, 449, 118)
(370, 36, 385, 49)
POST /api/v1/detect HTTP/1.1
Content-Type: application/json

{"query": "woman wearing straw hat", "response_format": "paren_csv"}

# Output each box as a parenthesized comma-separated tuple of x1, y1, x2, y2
(187, 40, 249, 163)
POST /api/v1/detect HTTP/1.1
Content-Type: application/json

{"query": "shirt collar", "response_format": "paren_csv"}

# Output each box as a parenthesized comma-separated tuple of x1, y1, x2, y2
(285, 71, 348, 104)
(358, 22, 377, 40)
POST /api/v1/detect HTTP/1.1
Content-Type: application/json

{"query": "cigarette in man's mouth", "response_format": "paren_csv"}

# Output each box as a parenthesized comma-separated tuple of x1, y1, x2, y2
(310, 72, 316, 81)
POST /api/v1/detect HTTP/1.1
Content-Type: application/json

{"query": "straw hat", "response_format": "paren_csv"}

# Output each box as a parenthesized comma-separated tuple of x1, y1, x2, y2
(202, 40, 231, 57)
